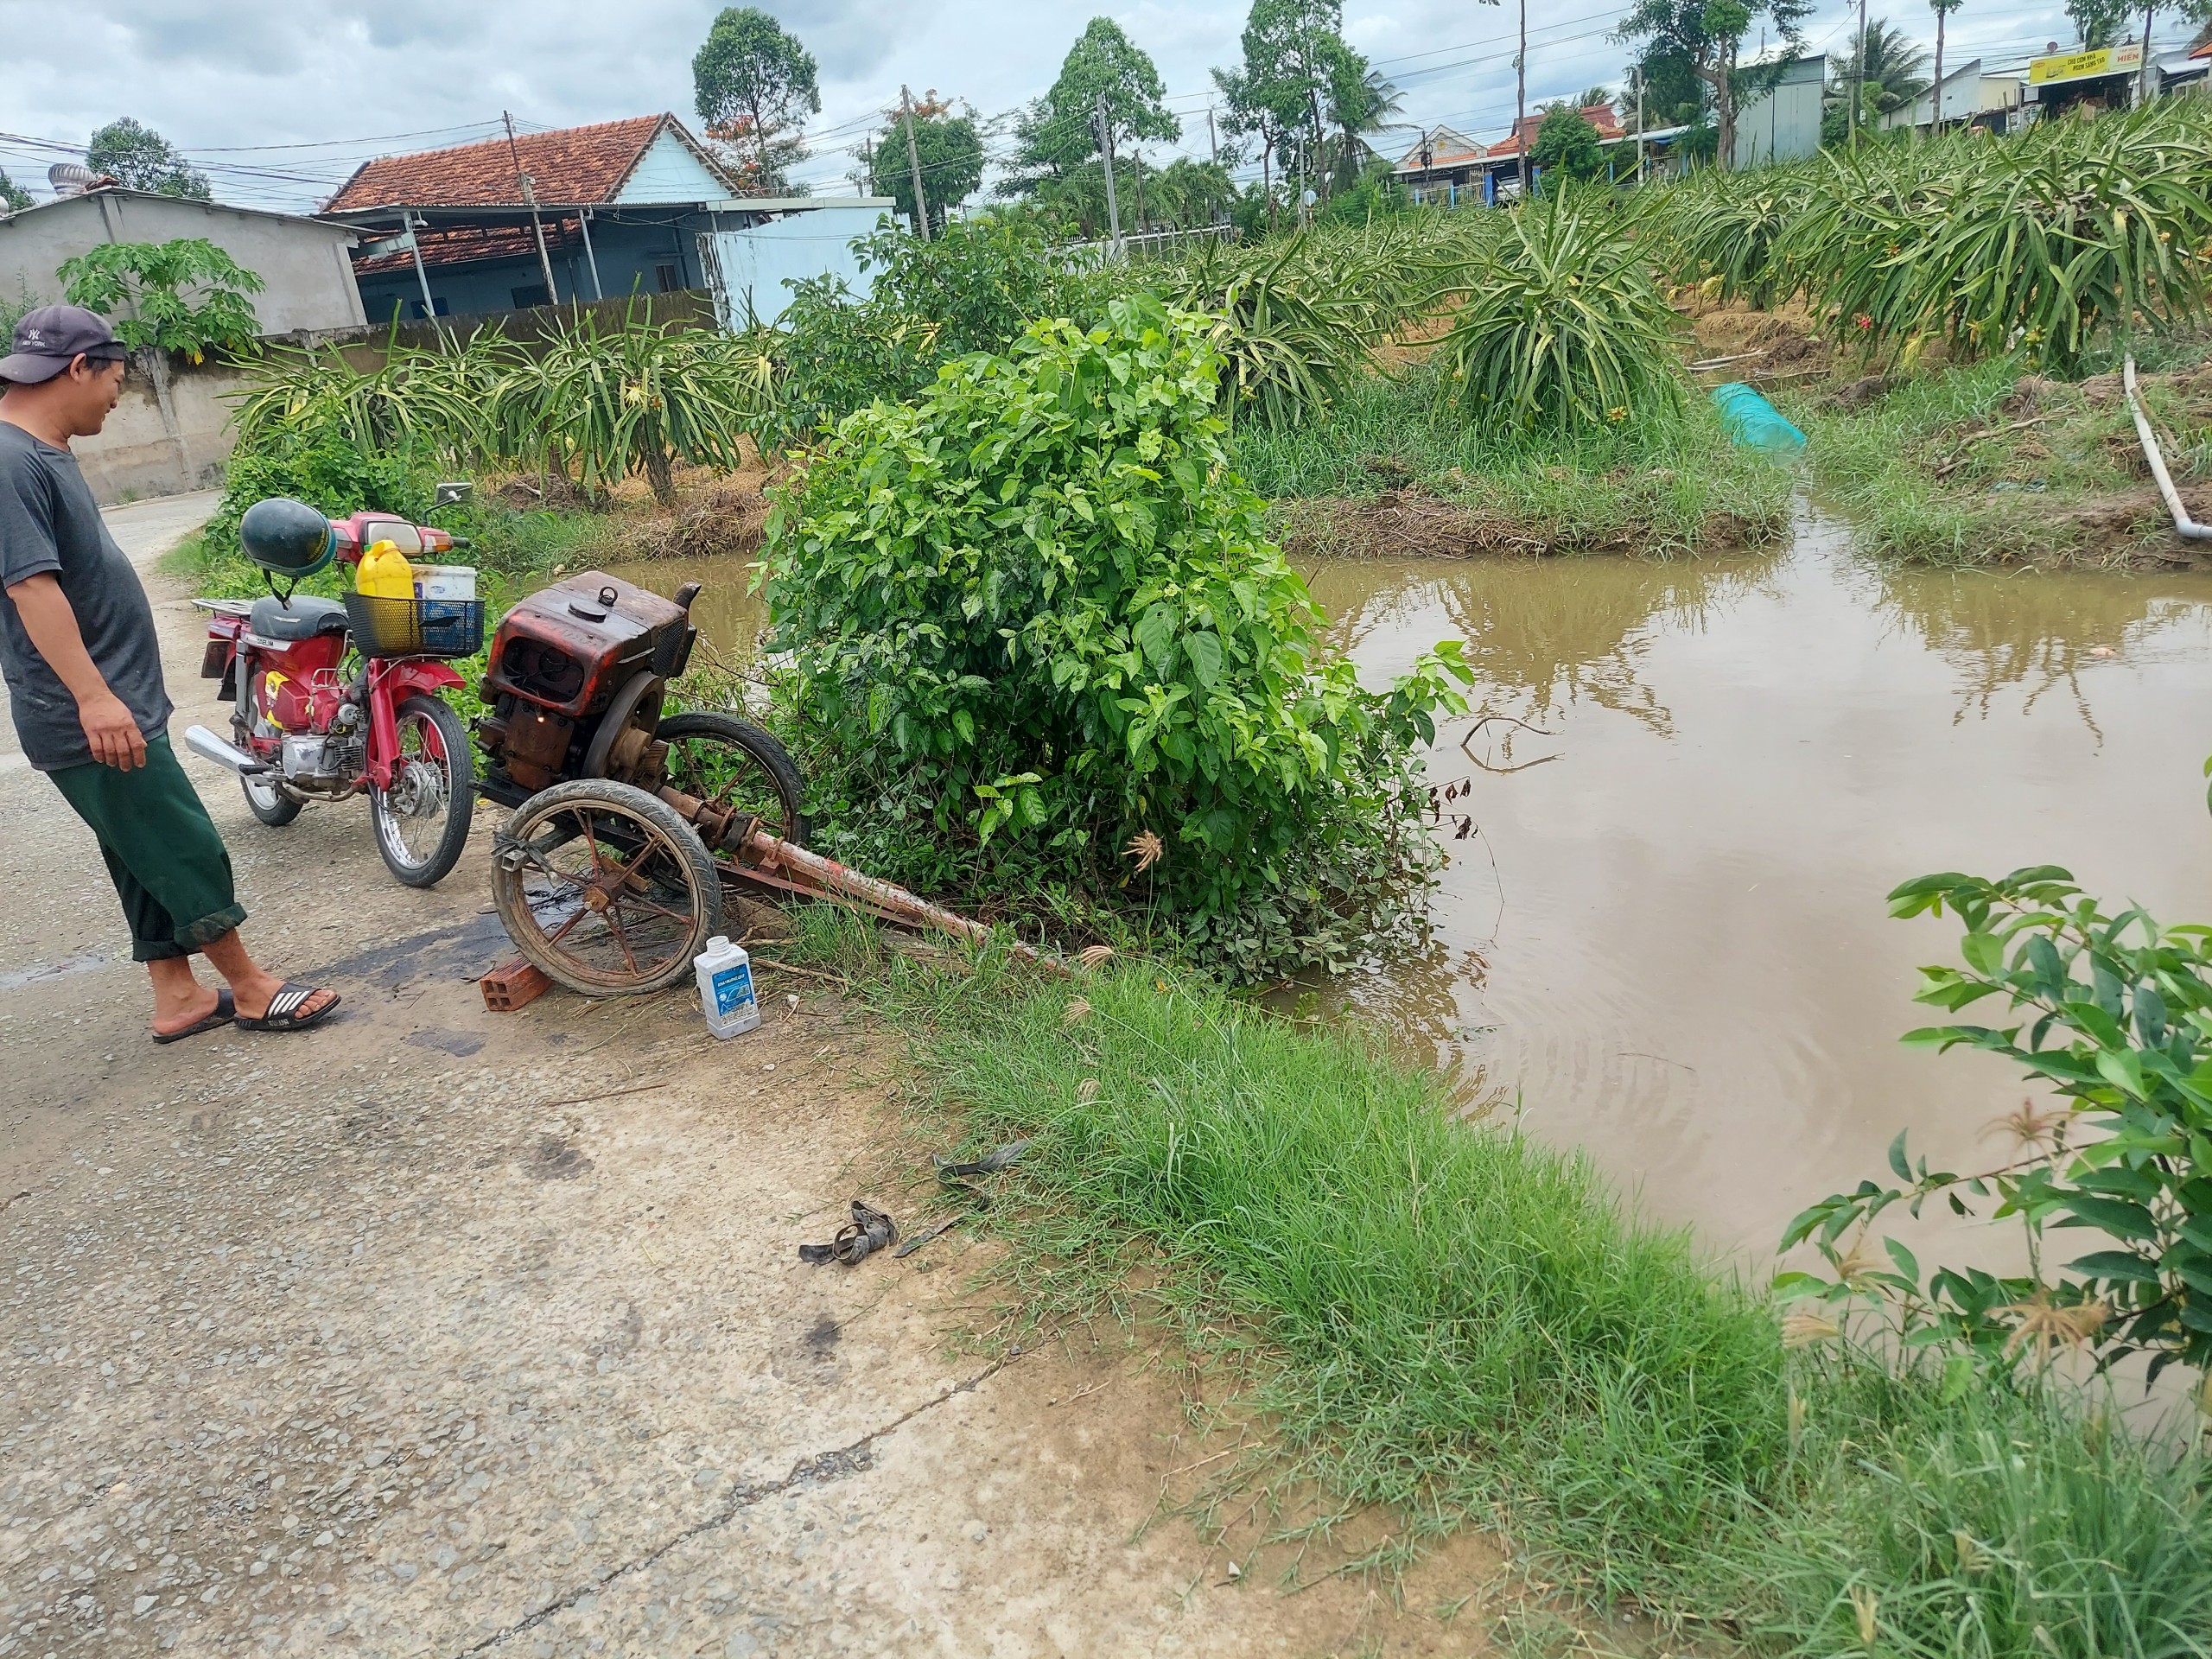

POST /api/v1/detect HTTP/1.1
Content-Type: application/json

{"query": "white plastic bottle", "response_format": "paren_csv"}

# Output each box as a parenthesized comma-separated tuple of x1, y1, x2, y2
(693, 936, 760, 1039)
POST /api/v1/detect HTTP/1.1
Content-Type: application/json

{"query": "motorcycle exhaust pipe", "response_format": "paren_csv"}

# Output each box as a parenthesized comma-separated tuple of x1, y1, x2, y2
(183, 723, 265, 775)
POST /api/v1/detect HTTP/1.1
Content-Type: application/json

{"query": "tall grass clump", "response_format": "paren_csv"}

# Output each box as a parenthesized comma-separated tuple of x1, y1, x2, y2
(1435, 189, 1687, 430)
(1744, 1362, 2212, 1659)
(823, 931, 2212, 1643)
(886, 951, 1788, 1605)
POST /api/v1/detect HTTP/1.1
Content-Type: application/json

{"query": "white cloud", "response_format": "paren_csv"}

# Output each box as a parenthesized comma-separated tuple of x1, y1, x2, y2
(0, 0, 2106, 211)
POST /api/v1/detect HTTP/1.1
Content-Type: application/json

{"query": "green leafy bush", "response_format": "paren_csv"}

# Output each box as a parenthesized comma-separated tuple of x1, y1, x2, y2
(1436, 190, 1686, 430)
(766, 215, 1119, 447)
(1783, 866, 2212, 1385)
(57, 238, 263, 361)
(203, 429, 433, 564)
(760, 296, 1472, 977)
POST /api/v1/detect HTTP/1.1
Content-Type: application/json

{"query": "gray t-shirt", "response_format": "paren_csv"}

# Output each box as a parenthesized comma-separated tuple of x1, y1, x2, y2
(0, 421, 172, 771)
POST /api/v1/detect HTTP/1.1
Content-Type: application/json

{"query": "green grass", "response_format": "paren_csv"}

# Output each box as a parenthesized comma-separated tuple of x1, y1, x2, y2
(781, 911, 2212, 1649)
(1789, 344, 2212, 567)
(1231, 369, 1795, 558)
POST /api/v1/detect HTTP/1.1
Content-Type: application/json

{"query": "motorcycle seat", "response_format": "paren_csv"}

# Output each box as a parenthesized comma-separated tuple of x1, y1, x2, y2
(250, 594, 350, 643)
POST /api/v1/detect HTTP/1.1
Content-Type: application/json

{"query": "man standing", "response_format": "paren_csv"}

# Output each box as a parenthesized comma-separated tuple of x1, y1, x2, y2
(0, 305, 337, 1039)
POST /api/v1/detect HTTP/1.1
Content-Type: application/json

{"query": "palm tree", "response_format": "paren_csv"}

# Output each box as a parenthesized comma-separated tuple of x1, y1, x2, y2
(1326, 60, 1404, 192)
(1573, 84, 1614, 110)
(1848, 19, 1934, 114)
(1827, 17, 1934, 143)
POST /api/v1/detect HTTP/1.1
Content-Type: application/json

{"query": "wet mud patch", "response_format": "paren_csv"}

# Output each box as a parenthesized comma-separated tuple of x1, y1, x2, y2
(524, 1133, 594, 1179)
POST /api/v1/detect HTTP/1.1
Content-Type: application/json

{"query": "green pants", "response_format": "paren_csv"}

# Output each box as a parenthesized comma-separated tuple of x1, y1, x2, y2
(48, 733, 248, 962)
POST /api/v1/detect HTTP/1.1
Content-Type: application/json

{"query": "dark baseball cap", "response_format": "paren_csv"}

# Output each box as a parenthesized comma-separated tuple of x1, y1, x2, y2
(0, 305, 127, 385)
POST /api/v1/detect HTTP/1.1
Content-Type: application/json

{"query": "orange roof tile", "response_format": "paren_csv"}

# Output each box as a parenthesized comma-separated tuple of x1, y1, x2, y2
(1490, 104, 1624, 156)
(327, 115, 730, 213)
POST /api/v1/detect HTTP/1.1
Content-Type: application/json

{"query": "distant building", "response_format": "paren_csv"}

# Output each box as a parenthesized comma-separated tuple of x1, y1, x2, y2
(321, 115, 894, 325)
(0, 188, 365, 336)
(1389, 125, 1493, 206)
(1883, 60, 2027, 135)
(1732, 56, 1826, 168)
(1392, 105, 1624, 205)
(2023, 41, 2145, 117)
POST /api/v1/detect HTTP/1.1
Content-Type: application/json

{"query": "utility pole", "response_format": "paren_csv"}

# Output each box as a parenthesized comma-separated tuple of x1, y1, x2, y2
(1852, 0, 1868, 149)
(899, 85, 931, 241)
(2137, 0, 2158, 105)
(1516, 0, 1528, 188)
(1634, 67, 1646, 181)
(1094, 94, 1123, 258)
(1931, 1, 1947, 136)
(505, 111, 561, 306)
(1207, 106, 1218, 163)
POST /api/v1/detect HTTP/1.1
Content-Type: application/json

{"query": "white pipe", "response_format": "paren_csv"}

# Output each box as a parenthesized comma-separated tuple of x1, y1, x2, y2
(2124, 356, 2212, 542)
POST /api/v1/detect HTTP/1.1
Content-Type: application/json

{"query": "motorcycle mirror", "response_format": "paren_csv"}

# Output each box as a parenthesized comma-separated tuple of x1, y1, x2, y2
(434, 480, 474, 507)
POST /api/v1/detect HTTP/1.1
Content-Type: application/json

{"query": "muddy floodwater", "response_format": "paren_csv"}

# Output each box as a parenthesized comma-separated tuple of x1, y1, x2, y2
(606, 509, 2212, 1255)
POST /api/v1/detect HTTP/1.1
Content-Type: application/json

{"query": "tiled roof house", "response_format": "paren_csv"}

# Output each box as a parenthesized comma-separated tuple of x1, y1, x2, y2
(321, 113, 887, 323)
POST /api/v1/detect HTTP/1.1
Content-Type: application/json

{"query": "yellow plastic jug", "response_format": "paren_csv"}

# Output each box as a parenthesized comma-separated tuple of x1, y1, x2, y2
(355, 538, 416, 600)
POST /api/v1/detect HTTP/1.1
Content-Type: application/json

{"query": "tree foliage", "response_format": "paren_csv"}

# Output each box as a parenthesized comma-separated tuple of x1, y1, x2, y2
(1616, 0, 1811, 168)
(1213, 0, 1365, 200)
(57, 238, 261, 360)
(0, 168, 30, 215)
(763, 216, 1116, 446)
(1006, 16, 1179, 194)
(1529, 106, 1606, 186)
(693, 7, 820, 194)
(2066, 0, 2130, 45)
(759, 296, 1472, 977)
(868, 99, 984, 232)
(86, 118, 210, 200)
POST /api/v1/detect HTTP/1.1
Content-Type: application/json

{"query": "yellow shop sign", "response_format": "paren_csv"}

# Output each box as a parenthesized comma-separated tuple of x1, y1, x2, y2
(2029, 41, 2144, 84)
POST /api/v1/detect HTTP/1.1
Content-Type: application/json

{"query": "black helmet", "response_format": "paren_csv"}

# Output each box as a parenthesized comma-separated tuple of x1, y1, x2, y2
(238, 497, 335, 578)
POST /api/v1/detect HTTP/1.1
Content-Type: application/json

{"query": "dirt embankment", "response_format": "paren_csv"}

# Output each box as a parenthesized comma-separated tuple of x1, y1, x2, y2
(1275, 486, 1783, 561)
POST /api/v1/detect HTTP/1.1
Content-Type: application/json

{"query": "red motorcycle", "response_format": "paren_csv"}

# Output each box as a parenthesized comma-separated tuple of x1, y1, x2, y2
(183, 494, 477, 887)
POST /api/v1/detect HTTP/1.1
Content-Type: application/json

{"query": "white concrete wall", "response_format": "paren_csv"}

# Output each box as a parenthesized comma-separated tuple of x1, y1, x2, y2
(73, 356, 248, 505)
(702, 205, 892, 326)
(615, 130, 729, 204)
(0, 191, 365, 336)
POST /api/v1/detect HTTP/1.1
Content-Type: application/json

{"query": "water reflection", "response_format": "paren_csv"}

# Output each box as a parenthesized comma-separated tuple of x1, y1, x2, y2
(1313, 512, 2212, 1255)
(1305, 551, 1782, 738)
(1869, 561, 2212, 734)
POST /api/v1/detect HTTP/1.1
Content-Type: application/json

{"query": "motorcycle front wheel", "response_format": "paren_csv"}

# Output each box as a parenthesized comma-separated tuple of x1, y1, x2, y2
(371, 694, 474, 888)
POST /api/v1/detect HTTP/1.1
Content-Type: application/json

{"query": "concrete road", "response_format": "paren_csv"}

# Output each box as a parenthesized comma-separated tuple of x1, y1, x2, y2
(0, 493, 1497, 1656)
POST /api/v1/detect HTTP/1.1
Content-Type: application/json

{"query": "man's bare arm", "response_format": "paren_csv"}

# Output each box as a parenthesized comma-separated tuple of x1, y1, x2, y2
(6, 571, 145, 770)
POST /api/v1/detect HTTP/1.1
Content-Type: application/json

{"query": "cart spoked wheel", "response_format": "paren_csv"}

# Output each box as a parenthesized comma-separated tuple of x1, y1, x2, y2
(657, 712, 810, 848)
(491, 779, 722, 995)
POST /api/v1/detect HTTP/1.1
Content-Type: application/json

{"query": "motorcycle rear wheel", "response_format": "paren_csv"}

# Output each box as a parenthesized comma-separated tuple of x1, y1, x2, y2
(490, 779, 722, 995)
(233, 677, 302, 827)
(371, 695, 474, 888)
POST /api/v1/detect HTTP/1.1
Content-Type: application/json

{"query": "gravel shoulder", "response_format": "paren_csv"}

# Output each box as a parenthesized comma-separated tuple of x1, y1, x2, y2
(0, 499, 1499, 1657)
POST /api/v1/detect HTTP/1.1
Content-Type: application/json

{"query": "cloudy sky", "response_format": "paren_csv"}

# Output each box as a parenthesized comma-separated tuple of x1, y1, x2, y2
(0, 0, 2131, 211)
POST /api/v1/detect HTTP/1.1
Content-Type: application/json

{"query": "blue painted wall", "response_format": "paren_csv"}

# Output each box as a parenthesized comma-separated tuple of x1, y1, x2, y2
(357, 216, 709, 322)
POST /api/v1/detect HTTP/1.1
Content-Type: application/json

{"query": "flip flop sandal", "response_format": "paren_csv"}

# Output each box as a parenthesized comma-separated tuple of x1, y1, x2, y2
(152, 988, 234, 1046)
(798, 1199, 899, 1266)
(236, 982, 341, 1033)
